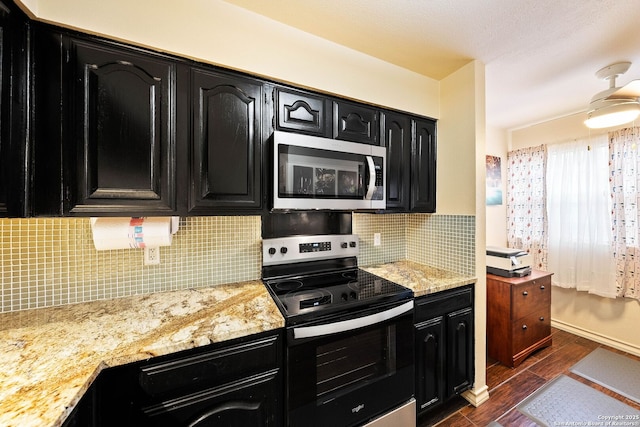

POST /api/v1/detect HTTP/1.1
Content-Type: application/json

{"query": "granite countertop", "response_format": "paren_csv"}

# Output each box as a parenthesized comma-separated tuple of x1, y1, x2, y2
(0, 280, 284, 427)
(362, 260, 476, 297)
(0, 261, 473, 426)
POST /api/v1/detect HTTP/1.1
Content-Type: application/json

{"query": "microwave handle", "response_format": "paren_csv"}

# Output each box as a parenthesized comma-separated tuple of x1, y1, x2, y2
(364, 156, 376, 200)
(292, 301, 413, 339)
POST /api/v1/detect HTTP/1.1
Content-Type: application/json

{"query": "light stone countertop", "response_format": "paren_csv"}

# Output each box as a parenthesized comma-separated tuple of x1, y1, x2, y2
(362, 260, 476, 297)
(0, 261, 474, 427)
(0, 280, 284, 427)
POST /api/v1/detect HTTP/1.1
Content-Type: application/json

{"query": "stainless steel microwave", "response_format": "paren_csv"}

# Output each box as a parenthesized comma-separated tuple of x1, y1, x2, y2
(272, 131, 386, 210)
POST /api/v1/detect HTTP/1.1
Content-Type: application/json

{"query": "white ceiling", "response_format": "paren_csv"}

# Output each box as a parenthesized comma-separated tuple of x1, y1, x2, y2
(222, 0, 640, 130)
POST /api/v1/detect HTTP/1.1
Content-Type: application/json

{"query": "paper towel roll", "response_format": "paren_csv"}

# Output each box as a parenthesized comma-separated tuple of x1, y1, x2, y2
(91, 217, 179, 251)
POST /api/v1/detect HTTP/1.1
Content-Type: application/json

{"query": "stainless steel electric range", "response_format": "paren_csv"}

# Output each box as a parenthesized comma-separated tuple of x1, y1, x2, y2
(262, 233, 416, 427)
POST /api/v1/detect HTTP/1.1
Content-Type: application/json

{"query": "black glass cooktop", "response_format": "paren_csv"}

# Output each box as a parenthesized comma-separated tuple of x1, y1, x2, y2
(263, 268, 412, 321)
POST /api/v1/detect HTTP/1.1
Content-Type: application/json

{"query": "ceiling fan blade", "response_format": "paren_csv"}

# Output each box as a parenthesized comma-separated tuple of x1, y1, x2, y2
(606, 79, 640, 98)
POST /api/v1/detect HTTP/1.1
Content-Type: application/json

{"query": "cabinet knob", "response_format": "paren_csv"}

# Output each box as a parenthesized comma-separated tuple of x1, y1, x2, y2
(522, 291, 528, 296)
(539, 316, 545, 321)
(522, 325, 528, 330)
(540, 285, 545, 290)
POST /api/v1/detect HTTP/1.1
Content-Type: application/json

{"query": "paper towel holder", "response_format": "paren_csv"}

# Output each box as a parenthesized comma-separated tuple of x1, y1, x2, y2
(90, 216, 180, 252)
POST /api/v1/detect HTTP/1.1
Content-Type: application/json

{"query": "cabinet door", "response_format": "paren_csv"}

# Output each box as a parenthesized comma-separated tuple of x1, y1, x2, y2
(415, 316, 445, 414)
(381, 111, 411, 210)
(68, 38, 176, 215)
(333, 100, 379, 145)
(411, 118, 437, 212)
(189, 68, 263, 212)
(446, 308, 474, 397)
(0, 1, 28, 217)
(275, 87, 330, 136)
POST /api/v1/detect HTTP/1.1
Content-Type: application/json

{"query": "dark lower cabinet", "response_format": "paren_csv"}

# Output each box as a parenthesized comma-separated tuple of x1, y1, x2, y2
(188, 67, 264, 213)
(77, 330, 284, 427)
(415, 285, 474, 418)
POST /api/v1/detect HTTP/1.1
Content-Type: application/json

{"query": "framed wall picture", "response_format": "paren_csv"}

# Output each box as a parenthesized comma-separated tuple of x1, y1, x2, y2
(486, 155, 503, 205)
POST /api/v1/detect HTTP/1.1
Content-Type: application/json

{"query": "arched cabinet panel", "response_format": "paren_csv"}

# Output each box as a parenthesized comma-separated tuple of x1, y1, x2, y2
(70, 40, 176, 214)
(190, 68, 263, 213)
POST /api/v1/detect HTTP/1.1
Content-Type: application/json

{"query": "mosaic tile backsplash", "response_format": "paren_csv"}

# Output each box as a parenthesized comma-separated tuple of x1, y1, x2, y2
(1, 214, 475, 313)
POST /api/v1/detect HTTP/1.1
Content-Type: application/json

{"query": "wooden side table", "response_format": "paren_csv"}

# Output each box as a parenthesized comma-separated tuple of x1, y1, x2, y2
(486, 270, 553, 367)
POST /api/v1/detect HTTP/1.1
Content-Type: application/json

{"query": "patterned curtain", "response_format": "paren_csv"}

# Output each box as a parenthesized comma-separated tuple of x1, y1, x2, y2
(609, 126, 640, 300)
(506, 145, 548, 270)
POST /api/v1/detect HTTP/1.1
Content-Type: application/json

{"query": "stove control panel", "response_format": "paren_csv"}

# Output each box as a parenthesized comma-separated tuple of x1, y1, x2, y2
(262, 234, 359, 266)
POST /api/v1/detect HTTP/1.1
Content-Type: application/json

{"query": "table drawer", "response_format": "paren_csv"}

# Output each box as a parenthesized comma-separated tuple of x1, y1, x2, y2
(511, 311, 551, 354)
(511, 276, 551, 320)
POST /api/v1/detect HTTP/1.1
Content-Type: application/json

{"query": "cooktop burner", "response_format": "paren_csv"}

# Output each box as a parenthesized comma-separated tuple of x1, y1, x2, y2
(262, 234, 413, 322)
(263, 267, 412, 319)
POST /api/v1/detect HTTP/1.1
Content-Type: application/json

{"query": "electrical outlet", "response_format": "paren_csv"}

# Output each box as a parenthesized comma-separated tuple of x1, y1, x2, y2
(144, 247, 160, 265)
(374, 233, 381, 246)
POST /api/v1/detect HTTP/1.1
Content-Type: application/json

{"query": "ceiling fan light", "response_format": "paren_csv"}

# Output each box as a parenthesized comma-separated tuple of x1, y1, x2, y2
(584, 100, 640, 129)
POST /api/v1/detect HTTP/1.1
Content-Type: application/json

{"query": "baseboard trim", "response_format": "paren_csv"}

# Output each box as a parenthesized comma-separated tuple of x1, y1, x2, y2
(461, 384, 490, 407)
(551, 319, 640, 357)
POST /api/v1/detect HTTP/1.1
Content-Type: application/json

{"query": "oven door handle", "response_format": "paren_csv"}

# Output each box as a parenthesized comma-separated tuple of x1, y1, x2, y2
(292, 300, 413, 339)
(364, 155, 376, 200)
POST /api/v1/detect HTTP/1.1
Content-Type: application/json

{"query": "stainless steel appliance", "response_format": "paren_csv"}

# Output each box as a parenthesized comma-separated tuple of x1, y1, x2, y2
(272, 131, 386, 211)
(262, 233, 415, 427)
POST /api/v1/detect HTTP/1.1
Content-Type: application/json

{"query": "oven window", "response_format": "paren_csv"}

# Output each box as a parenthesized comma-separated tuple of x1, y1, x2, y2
(316, 325, 396, 399)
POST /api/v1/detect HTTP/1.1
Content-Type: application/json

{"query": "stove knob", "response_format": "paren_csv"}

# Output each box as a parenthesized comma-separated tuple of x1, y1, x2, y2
(341, 242, 348, 249)
(341, 293, 348, 301)
(280, 246, 288, 254)
(268, 247, 276, 255)
(349, 241, 357, 248)
(350, 291, 357, 300)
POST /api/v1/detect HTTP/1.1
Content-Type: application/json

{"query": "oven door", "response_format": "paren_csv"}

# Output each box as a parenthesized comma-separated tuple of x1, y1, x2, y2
(286, 300, 414, 427)
(273, 130, 385, 210)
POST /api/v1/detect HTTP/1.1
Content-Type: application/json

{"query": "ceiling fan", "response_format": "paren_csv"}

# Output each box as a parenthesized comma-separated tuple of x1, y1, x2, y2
(584, 62, 640, 129)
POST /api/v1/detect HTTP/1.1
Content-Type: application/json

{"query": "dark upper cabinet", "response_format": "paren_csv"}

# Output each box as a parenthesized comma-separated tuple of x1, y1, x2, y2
(411, 117, 437, 213)
(0, 1, 29, 217)
(67, 39, 177, 215)
(33, 29, 177, 216)
(188, 67, 264, 213)
(333, 100, 379, 145)
(381, 111, 411, 210)
(275, 86, 330, 137)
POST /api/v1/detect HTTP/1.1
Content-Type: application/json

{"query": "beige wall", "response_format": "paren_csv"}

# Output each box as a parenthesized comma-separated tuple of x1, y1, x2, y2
(485, 125, 508, 247)
(17, 0, 439, 120)
(510, 113, 640, 356)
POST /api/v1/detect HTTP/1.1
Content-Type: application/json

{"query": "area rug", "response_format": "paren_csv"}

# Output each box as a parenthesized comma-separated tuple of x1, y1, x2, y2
(517, 375, 640, 427)
(570, 347, 640, 404)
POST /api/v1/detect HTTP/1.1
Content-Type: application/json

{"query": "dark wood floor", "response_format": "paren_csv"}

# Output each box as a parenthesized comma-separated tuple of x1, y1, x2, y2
(418, 327, 640, 426)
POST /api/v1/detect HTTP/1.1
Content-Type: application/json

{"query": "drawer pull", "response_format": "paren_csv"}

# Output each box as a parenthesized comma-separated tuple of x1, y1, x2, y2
(540, 285, 545, 290)
(539, 316, 545, 321)
(522, 325, 528, 330)
(522, 291, 528, 296)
